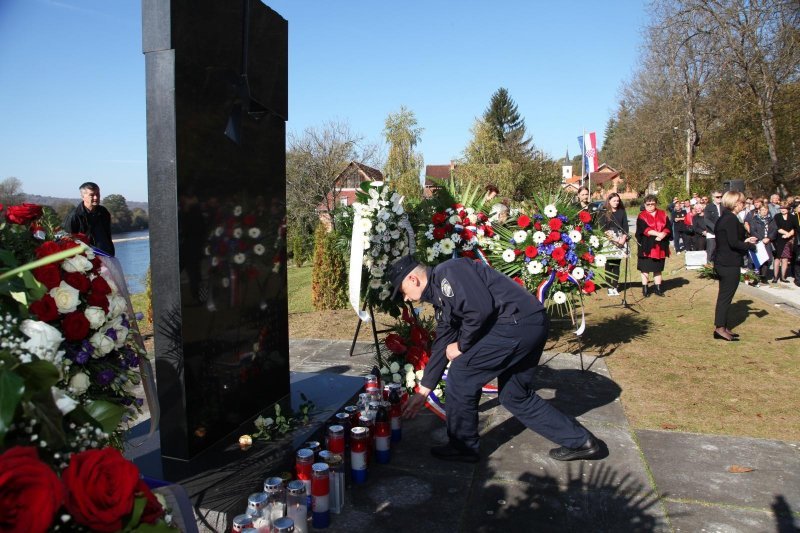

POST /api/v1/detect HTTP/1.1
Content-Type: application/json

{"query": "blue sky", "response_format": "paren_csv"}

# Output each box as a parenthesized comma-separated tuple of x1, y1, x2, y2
(0, 0, 647, 202)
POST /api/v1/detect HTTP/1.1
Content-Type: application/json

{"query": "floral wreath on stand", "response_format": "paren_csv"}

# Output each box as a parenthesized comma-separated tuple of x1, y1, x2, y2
(416, 178, 494, 265)
(481, 191, 609, 333)
(0, 203, 175, 532)
(347, 181, 414, 319)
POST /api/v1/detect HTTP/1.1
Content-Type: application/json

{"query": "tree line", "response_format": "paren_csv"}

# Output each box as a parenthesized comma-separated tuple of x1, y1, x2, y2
(601, 0, 799, 198)
(0, 177, 149, 233)
(286, 88, 561, 265)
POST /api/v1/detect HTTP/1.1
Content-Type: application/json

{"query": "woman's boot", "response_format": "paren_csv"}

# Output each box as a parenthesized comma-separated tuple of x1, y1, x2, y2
(642, 284, 649, 298)
(654, 284, 665, 297)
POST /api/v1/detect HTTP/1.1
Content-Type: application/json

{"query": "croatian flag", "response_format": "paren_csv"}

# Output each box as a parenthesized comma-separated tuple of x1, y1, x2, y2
(577, 132, 599, 175)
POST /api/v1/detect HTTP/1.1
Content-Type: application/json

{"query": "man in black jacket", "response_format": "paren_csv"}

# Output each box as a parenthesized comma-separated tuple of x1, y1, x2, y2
(704, 190, 723, 262)
(63, 181, 115, 256)
(390, 256, 602, 463)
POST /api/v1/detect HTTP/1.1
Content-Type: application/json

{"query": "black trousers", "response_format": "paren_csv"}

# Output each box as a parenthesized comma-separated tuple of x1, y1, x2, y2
(714, 265, 740, 327)
(445, 312, 589, 453)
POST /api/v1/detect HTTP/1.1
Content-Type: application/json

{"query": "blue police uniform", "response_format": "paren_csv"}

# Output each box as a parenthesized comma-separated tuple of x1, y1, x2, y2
(419, 258, 590, 453)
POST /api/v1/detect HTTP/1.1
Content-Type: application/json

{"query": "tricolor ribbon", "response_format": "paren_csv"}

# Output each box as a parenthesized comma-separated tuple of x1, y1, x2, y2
(535, 270, 586, 336)
(422, 370, 498, 421)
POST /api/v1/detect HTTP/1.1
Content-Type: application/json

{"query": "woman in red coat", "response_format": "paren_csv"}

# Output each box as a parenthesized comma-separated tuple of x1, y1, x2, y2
(635, 194, 670, 297)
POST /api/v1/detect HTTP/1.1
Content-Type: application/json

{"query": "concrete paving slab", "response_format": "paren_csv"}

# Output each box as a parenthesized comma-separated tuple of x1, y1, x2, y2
(322, 461, 475, 533)
(479, 418, 651, 491)
(665, 500, 794, 533)
(637, 430, 800, 510)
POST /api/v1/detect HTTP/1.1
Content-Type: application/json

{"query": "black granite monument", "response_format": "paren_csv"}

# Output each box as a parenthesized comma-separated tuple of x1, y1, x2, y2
(143, 0, 289, 478)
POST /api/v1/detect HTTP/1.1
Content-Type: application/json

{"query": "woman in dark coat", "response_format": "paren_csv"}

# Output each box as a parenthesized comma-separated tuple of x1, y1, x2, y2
(772, 202, 796, 283)
(712, 191, 757, 341)
(747, 204, 777, 284)
(600, 193, 629, 296)
(635, 194, 670, 297)
(691, 203, 707, 252)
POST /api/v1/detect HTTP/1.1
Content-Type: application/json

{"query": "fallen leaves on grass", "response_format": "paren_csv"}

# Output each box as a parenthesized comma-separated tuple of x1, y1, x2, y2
(660, 423, 678, 430)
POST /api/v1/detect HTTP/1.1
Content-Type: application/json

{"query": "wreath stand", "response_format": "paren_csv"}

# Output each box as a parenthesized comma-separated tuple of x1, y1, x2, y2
(348, 300, 385, 360)
(546, 292, 588, 372)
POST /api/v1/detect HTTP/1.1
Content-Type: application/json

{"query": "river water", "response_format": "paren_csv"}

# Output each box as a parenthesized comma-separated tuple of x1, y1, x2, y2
(113, 230, 150, 294)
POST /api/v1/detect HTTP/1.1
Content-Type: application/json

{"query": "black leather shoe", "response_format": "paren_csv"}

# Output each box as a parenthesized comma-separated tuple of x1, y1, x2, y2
(430, 444, 479, 463)
(713, 331, 738, 342)
(654, 284, 665, 297)
(642, 285, 650, 298)
(549, 436, 602, 461)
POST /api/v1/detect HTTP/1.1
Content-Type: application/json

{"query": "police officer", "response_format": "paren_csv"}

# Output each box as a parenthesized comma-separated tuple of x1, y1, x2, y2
(390, 256, 602, 463)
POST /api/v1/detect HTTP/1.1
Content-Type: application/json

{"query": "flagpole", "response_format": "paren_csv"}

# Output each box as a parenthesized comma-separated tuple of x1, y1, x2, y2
(581, 127, 586, 192)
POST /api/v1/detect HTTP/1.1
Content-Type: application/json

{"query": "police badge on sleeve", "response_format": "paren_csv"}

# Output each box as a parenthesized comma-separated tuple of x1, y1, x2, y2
(441, 278, 454, 297)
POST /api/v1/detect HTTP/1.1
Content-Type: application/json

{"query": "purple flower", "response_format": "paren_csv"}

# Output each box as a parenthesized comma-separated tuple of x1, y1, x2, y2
(72, 340, 94, 365)
(97, 369, 115, 386)
(105, 328, 118, 342)
(120, 315, 130, 329)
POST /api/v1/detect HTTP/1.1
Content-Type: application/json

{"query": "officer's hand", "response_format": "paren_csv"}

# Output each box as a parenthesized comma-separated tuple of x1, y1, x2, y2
(446, 342, 462, 361)
(402, 386, 430, 419)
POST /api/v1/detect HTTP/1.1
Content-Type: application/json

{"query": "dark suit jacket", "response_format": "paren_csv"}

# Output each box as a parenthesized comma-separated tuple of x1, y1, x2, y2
(704, 202, 722, 233)
(713, 210, 755, 267)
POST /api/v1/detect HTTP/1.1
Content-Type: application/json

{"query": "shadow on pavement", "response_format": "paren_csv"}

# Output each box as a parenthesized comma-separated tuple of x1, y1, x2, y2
(463, 461, 666, 532)
(479, 367, 621, 457)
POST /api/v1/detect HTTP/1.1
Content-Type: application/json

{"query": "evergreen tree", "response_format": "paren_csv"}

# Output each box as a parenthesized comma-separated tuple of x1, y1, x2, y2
(383, 106, 424, 201)
(311, 224, 348, 310)
(483, 88, 532, 157)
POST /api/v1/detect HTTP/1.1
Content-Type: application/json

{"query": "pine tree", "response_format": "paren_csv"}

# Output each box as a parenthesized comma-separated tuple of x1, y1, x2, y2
(483, 88, 532, 157)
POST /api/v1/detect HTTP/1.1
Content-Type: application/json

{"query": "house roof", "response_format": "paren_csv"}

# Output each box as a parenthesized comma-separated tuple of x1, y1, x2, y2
(588, 163, 620, 185)
(425, 164, 452, 179)
(350, 161, 383, 182)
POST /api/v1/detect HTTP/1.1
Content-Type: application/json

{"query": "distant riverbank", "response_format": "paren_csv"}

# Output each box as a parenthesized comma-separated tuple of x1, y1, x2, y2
(114, 230, 149, 293)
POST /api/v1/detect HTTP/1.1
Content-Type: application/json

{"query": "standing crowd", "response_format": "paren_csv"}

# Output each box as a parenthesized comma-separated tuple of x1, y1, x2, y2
(666, 191, 800, 286)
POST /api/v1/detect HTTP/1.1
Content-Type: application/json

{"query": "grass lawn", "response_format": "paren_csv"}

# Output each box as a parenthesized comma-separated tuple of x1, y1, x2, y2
(287, 265, 313, 314)
(287, 254, 800, 442)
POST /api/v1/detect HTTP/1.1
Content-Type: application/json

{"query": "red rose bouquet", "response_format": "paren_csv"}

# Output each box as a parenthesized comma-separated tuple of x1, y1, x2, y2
(0, 205, 173, 531)
(378, 307, 445, 402)
(0, 446, 170, 533)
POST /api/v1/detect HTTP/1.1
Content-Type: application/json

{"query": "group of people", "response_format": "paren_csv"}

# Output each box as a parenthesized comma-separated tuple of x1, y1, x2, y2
(593, 188, 799, 343)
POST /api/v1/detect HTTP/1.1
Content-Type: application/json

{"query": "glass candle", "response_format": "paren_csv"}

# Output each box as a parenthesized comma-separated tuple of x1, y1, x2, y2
(295, 448, 313, 507)
(350, 426, 368, 484)
(247, 492, 268, 516)
(343, 405, 359, 427)
(334, 413, 351, 444)
(272, 516, 295, 533)
(311, 463, 330, 529)
(326, 425, 345, 455)
(388, 383, 403, 442)
(357, 415, 374, 463)
(356, 393, 369, 416)
(364, 374, 379, 395)
(231, 514, 253, 532)
(303, 441, 320, 461)
(263, 476, 286, 525)
(374, 402, 391, 464)
(285, 480, 308, 533)
(320, 451, 344, 515)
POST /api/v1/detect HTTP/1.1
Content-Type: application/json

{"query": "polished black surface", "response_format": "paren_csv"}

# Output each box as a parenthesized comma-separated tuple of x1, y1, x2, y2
(144, 0, 288, 466)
